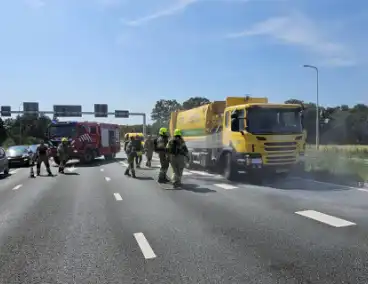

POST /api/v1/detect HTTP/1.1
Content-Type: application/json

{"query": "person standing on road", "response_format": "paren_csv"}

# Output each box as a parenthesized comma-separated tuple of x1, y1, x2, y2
(124, 135, 141, 178)
(144, 135, 154, 167)
(154, 127, 170, 183)
(166, 129, 189, 188)
(36, 140, 53, 176)
(57, 138, 70, 174)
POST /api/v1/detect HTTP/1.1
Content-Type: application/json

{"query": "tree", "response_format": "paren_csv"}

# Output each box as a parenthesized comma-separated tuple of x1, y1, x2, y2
(182, 97, 210, 110)
(0, 118, 7, 145)
(151, 99, 182, 127)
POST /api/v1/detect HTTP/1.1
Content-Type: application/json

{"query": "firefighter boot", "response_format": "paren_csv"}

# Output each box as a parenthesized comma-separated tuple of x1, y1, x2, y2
(124, 169, 131, 176)
(36, 166, 41, 176)
(30, 167, 35, 178)
(132, 170, 136, 178)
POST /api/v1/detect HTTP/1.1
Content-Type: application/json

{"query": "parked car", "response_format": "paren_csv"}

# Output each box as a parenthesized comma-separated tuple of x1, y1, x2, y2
(0, 147, 10, 175)
(6, 145, 33, 167)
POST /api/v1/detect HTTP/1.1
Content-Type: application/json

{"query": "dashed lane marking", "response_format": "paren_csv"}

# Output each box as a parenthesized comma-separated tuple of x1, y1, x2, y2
(114, 193, 123, 201)
(295, 210, 356, 228)
(12, 184, 23, 190)
(213, 183, 238, 190)
(9, 169, 18, 175)
(105, 177, 111, 182)
(188, 170, 215, 176)
(134, 232, 157, 259)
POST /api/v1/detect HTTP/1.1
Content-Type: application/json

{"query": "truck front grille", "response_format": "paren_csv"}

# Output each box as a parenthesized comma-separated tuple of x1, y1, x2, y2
(263, 142, 297, 164)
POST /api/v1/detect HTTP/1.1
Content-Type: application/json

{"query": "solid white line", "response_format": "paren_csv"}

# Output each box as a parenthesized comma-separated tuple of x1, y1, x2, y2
(182, 171, 193, 176)
(295, 210, 356, 227)
(105, 177, 111, 182)
(114, 193, 123, 201)
(188, 170, 215, 176)
(290, 177, 367, 192)
(213, 183, 238, 190)
(134, 232, 157, 259)
(12, 184, 23, 190)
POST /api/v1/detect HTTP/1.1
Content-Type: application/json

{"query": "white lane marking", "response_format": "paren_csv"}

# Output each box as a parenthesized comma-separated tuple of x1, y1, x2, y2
(66, 167, 77, 172)
(188, 170, 215, 176)
(100, 168, 104, 172)
(290, 177, 368, 192)
(295, 210, 356, 227)
(134, 232, 157, 259)
(120, 161, 128, 167)
(182, 171, 193, 176)
(105, 177, 111, 182)
(9, 169, 18, 175)
(12, 184, 23, 190)
(214, 183, 238, 190)
(152, 158, 159, 161)
(114, 193, 123, 201)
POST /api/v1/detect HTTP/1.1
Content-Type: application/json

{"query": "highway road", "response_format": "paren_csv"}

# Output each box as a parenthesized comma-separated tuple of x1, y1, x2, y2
(0, 152, 367, 283)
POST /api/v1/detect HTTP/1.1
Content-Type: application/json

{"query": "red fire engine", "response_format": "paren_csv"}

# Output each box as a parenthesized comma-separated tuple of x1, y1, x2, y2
(46, 121, 121, 164)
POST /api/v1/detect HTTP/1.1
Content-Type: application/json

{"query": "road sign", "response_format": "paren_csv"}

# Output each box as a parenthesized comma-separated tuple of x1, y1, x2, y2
(115, 110, 129, 118)
(94, 104, 108, 118)
(53, 105, 82, 117)
(23, 102, 39, 115)
(0, 106, 11, 117)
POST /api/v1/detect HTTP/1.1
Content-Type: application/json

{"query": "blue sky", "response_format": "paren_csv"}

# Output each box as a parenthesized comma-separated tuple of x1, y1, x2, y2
(0, 0, 367, 124)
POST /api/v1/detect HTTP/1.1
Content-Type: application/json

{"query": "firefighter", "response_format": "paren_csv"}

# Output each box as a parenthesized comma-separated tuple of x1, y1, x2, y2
(166, 129, 189, 188)
(35, 140, 53, 176)
(144, 135, 154, 167)
(124, 134, 129, 153)
(124, 135, 141, 178)
(57, 137, 69, 174)
(154, 127, 170, 183)
(135, 135, 143, 168)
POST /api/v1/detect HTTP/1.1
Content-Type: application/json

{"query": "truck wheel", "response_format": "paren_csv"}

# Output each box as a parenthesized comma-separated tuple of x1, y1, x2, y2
(83, 150, 94, 164)
(224, 152, 237, 181)
(53, 157, 60, 165)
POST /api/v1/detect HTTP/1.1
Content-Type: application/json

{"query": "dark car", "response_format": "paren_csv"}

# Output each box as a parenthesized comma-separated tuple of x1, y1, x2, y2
(6, 145, 33, 167)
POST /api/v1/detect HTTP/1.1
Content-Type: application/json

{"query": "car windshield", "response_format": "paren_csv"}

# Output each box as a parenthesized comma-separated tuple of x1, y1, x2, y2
(29, 145, 39, 152)
(49, 125, 77, 138)
(7, 145, 29, 155)
(247, 107, 303, 135)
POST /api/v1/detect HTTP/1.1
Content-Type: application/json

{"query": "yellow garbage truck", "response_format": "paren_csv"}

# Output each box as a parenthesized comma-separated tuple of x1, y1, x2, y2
(169, 96, 306, 180)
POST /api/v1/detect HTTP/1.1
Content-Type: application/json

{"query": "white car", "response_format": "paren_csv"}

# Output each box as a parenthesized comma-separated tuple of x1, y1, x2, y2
(0, 147, 10, 176)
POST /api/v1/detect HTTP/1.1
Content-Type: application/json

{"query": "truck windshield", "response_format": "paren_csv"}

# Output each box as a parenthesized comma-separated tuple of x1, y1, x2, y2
(49, 125, 77, 138)
(247, 108, 302, 135)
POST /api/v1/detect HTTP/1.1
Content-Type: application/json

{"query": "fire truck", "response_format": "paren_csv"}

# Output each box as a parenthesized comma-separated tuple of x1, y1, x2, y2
(46, 121, 121, 164)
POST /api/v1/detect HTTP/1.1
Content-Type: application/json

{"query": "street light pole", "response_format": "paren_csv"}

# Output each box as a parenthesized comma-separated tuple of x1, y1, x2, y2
(18, 103, 22, 144)
(303, 64, 319, 150)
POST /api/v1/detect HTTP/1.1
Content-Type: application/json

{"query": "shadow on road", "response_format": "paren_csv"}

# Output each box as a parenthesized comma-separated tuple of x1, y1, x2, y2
(180, 183, 217, 194)
(134, 176, 154, 181)
(74, 159, 118, 168)
(0, 173, 13, 180)
(63, 172, 80, 176)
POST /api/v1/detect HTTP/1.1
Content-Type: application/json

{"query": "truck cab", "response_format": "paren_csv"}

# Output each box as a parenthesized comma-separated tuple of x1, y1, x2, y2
(222, 101, 305, 179)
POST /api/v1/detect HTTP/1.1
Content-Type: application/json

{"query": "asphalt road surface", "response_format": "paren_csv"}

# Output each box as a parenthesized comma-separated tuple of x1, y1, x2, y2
(0, 152, 367, 283)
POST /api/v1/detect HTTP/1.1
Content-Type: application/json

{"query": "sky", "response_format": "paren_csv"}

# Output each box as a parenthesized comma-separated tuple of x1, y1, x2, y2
(0, 0, 367, 125)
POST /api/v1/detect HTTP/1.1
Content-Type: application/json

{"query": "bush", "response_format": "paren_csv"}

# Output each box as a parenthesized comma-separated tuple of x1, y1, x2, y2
(304, 145, 368, 186)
